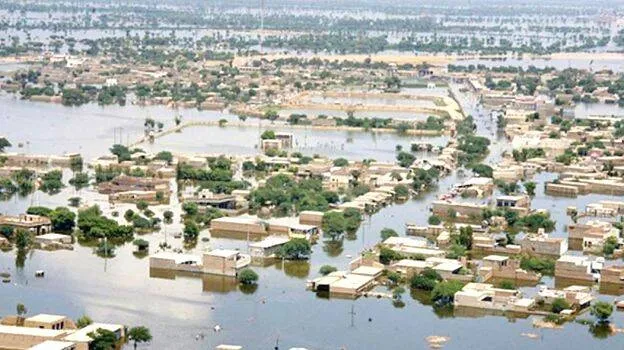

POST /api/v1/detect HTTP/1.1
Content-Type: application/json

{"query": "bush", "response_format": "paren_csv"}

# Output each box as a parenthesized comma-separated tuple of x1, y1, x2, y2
(319, 265, 337, 276)
(238, 268, 259, 285)
(551, 298, 571, 313)
(410, 268, 442, 291)
(591, 301, 613, 323)
(431, 280, 464, 305)
(379, 246, 403, 265)
(380, 228, 398, 240)
(498, 280, 515, 290)
(520, 255, 555, 275)
(428, 215, 442, 225)
(278, 238, 312, 260)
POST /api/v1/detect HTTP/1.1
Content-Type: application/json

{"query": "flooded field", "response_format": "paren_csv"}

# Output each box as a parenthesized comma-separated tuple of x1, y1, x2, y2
(1, 80, 624, 349)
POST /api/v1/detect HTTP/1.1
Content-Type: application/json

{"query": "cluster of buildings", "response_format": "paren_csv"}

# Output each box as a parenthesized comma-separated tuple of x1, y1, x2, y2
(0, 314, 124, 350)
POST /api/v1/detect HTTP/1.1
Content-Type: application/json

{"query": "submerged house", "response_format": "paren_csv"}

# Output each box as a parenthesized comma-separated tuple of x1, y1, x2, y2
(454, 283, 535, 313)
(307, 265, 383, 297)
(0, 214, 52, 235)
(149, 249, 251, 277)
(555, 255, 602, 282)
(479, 255, 541, 283)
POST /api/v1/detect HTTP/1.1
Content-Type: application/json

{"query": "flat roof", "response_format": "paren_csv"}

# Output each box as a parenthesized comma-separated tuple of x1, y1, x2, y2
(434, 261, 463, 272)
(64, 323, 123, 343)
(208, 249, 240, 258)
(29, 340, 76, 350)
(150, 252, 201, 265)
(36, 234, 70, 240)
(383, 236, 428, 248)
(392, 259, 431, 269)
(331, 273, 374, 290)
(26, 314, 67, 323)
(351, 266, 383, 276)
(0, 325, 66, 337)
(249, 236, 290, 249)
(483, 255, 509, 262)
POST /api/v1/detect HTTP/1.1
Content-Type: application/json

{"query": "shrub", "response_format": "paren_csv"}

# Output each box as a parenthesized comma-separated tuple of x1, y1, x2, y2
(238, 268, 259, 285)
(319, 265, 337, 276)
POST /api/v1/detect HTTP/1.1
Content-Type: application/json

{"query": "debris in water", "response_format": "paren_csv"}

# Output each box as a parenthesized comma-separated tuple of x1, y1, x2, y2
(425, 335, 450, 349)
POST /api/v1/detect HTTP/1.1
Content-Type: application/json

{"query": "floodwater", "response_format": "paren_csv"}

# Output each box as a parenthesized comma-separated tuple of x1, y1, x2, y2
(1, 85, 624, 349)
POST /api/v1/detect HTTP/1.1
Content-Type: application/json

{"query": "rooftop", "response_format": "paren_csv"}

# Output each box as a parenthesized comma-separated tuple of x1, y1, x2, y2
(0, 324, 66, 337)
(26, 314, 66, 324)
(29, 340, 76, 350)
(63, 323, 123, 343)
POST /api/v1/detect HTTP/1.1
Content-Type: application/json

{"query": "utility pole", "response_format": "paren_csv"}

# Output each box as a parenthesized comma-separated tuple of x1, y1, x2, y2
(259, 0, 265, 55)
(349, 304, 356, 327)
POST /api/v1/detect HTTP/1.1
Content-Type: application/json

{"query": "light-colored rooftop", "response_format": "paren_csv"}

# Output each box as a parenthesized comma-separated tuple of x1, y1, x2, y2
(249, 236, 290, 249)
(63, 323, 123, 343)
(29, 340, 76, 350)
(150, 252, 201, 265)
(483, 255, 509, 262)
(330, 273, 374, 291)
(207, 249, 240, 258)
(351, 266, 383, 277)
(26, 314, 67, 324)
(0, 325, 66, 337)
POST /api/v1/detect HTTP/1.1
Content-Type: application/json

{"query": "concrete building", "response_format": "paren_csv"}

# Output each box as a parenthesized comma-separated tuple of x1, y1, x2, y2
(0, 214, 52, 235)
(520, 232, 568, 257)
(536, 285, 593, 309)
(567, 220, 619, 251)
(149, 249, 251, 277)
(382, 236, 445, 258)
(210, 215, 319, 239)
(431, 201, 488, 219)
(308, 265, 383, 297)
(23, 315, 76, 331)
(495, 195, 530, 215)
(29, 340, 76, 350)
(479, 255, 541, 283)
(601, 265, 624, 286)
(555, 255, 601, 282)
(454, 283, 534, 312)
(249, 236, 290, 258)
(390, 257, 473, 282)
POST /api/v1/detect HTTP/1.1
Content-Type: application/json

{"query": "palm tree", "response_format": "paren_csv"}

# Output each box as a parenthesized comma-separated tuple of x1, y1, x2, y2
(128, 326, 152, 349)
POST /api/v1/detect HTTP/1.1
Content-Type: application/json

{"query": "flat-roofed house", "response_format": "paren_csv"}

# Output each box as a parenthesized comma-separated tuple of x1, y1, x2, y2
(63, 323, 125, 349)
(382, 236, 445, 258)
(479, 255, 541, 283)
(29, 340, 76, 350)
(555, 255, 599, 282)
(0, 325, 69, 350)
(601, 265, 624, 286)
(203, 249, 252, 277)
(0, 214, 52, 235)
(454, 283, 534, 312)
(567, 220, 619, 251)
(495, 195, 530, 215)
(520, 233, 568, 257)
(536, 285, 593, 309)
(24, 314, 76, 331)
(249, 236, 290, 258)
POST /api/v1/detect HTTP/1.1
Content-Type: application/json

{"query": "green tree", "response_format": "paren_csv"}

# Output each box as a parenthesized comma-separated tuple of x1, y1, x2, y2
(319, 265, 337, 276)
(182, 202, 198, 216)
(0, 137, 11, 152)
(136, 200, 149, 211)
(431, 280, 464, 305)
(16, 303, 27, 324)
(524, 181, 537, 196)
(260, 130, 276, 140)
(15, 229, 30, 250)
(238, 268, 259, 284)
(50, 207, 76, 232)
(128, 326, 152, 350)
(322, 211, 346, 238)
(428, 215, 442, 225)
(76, 315, 92, 328)
(278, 238, 312, 259)
(183, 221, 200, 242)
(551, 298, 570, 313)
(471, 164, 493, 178)
(88, 328, 118, 350)
(396, 151, 415, 168)
(380, 228, 398, 240)
(591, 301, 613, 323)
(333, 158, 349, 167)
